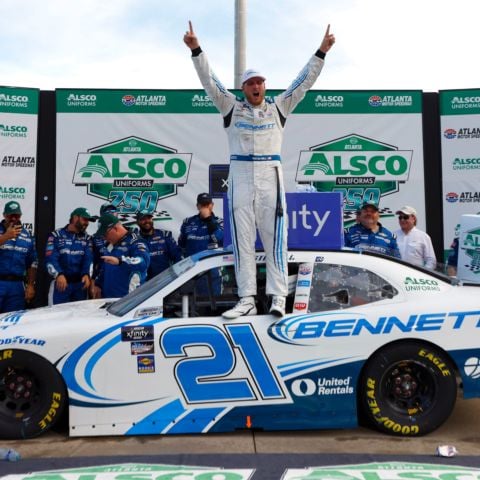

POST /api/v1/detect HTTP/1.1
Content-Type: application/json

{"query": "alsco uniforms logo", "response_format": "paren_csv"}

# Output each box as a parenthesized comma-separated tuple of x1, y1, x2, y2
(296, 134, 414, 224)
(72, 137, 192, 222)
(0, 124, 27, 138)
(0, 93, 29, 108)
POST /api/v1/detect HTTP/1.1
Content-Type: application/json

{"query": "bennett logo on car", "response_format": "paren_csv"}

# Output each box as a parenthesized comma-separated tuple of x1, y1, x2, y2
(270, 310, 480, 345)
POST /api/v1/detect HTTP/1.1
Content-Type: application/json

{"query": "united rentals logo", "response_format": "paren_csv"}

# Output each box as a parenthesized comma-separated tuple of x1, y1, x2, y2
(296, 134, 413, 222)
(72, 136, 192, 223)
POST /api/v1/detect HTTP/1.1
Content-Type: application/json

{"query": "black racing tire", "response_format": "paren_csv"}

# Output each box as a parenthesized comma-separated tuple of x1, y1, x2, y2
(0, 349, 67, 439)
(358, 340, 457, 436)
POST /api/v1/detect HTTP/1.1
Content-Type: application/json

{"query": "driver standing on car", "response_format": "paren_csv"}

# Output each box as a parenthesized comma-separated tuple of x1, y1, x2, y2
(183, 21, 335, 319)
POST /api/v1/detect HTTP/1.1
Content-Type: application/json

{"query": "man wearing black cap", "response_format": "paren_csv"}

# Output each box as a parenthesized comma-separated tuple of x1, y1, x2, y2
(45, 207, 96, 305)
(0, 201, 38, 313)
(344, 203, 401, 258)
(94, 213, 150, 298)
(184, 21, 335, 318)
(136, 210, 182, 280)
(178, 193, 223, 295)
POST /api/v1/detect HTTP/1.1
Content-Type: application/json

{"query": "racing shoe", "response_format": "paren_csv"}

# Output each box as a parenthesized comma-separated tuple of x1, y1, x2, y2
(269, 296, 286, 317)
(222, 296, 257, 319)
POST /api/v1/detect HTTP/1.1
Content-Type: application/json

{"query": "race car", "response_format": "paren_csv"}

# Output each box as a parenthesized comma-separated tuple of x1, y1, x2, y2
(1, 248, 480, 439)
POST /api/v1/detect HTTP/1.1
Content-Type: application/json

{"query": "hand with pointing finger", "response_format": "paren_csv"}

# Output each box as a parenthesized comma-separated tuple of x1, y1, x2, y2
(183, 20, 200, 50)
(319, 24, 335, 54)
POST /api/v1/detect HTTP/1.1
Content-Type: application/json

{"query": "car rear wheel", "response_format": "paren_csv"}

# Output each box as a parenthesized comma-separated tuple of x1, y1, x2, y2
(359, 341, 457, 436)
(0, 349, 67, 439)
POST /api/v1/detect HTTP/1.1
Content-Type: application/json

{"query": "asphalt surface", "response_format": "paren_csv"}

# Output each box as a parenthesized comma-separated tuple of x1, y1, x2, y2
(1, 396, 480, 459)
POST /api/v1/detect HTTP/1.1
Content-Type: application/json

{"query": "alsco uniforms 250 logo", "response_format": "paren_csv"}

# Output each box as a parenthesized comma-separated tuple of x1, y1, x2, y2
(295, 134, 413, 223)
(72, 136, 192, 220)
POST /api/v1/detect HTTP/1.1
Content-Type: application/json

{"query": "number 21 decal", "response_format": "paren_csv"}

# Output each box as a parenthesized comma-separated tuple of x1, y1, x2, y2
(160, 323, 285, 404)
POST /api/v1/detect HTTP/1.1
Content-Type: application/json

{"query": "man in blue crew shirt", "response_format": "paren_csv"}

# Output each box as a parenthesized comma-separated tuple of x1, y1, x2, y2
(136, 210, 182, 279)
(0, 201, 38, 313)
(45, 207, 96, 305)
(344, 203, 401, 258)
(178, 193, 223, 295)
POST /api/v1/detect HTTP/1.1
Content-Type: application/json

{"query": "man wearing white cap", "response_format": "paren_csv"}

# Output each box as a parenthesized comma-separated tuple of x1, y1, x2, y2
(184, 21, 335, 319)
(395, 206, 436, 269)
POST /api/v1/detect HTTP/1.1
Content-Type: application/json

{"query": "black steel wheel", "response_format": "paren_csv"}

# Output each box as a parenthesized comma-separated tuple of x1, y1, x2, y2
(359, 341, 457, 436)
(0, 349, 67, 439)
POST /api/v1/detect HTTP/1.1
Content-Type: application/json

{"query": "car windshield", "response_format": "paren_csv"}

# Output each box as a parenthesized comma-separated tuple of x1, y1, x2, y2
(107, 256, 196, 317)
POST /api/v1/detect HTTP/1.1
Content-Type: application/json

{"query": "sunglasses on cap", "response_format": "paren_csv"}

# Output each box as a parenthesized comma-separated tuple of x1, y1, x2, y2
(398, 215, 410, 220)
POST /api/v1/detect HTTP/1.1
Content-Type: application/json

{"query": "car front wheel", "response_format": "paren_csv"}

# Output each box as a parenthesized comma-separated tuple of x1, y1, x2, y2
(0, 349, 67, 439)
(359, 341, 457, 436)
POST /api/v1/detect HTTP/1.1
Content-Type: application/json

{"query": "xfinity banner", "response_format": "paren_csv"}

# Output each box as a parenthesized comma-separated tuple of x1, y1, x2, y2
(56, 89, 424, 239)
(0, 87, 39, 233)
(440, 89, 480, 263)
(223, 192, 344, 250)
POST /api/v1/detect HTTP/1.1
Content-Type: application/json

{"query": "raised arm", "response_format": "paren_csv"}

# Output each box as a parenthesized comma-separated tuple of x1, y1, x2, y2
(184, 21, 236, 116)
(276, 24, 336, 116)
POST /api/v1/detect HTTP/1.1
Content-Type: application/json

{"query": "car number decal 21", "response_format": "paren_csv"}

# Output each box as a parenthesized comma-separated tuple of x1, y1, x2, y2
(160, 323, 286, 404)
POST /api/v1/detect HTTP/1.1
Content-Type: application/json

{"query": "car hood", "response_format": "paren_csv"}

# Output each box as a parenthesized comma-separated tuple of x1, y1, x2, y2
(0, 298, 118, 330)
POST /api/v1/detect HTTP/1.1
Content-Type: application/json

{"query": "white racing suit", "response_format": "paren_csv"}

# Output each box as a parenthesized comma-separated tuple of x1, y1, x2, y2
(192, 49, 325, 298)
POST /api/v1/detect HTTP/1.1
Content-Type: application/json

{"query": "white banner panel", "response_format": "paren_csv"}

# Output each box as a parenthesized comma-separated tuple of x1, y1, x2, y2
(56, 89, 424, 239)
(0, 87, 39, 233)
(440, 89, 480, 264)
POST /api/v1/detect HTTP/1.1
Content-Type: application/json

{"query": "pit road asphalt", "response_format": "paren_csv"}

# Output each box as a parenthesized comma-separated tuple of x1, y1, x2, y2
(1, 396, 480, 458)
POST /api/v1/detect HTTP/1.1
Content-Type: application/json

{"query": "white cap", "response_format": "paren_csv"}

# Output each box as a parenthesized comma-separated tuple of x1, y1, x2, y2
(241, 69, 266, 85)
(396, 205, 417, 216)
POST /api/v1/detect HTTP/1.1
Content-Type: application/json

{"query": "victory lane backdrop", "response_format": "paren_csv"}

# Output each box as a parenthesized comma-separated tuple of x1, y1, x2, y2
(0, 87, 39, 233)
(440, 89, 480, 262)
(56, 89, 426, 239)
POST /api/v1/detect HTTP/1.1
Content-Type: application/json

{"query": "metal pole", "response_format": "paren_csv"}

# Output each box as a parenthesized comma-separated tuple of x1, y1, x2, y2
(234, 0, 247, 88)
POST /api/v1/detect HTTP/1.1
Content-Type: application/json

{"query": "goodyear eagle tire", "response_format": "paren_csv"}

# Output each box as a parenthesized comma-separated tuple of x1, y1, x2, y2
(359, 341, 457, 436)
(0, 349, 67, 439)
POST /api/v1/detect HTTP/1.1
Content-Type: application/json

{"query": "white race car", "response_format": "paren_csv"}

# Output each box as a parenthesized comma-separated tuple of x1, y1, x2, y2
(1, 248, 480, 439)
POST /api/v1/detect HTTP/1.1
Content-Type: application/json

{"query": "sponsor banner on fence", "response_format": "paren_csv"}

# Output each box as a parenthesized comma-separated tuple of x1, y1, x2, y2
(440, 89, 480, 263)
(0, 86, 39, 233)
(223, 192, 344, 250)
(56, 89, 424, 239)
